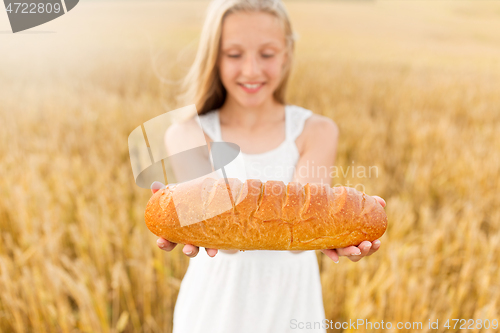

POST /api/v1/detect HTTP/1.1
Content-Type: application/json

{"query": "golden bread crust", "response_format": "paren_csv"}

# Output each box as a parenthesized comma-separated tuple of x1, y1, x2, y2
(144, 178, 387, 250)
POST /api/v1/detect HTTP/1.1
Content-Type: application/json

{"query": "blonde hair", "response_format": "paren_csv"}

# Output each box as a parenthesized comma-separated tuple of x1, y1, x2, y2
(178, 0, 296, 115)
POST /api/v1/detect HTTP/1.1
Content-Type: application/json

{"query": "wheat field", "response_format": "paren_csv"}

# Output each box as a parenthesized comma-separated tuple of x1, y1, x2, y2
(1, 1, 500, 332)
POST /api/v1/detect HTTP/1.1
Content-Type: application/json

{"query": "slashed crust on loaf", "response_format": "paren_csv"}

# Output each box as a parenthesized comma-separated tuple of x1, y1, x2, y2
(144, 178, 387, 250)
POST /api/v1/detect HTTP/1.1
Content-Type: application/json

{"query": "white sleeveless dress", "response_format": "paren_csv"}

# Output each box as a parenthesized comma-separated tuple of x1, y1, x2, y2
(172, 105, 327, 333)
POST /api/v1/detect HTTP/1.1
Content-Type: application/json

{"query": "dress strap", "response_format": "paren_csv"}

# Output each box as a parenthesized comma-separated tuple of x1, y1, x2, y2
(286, 105, 313, 142)
(197, 110, 221, 142)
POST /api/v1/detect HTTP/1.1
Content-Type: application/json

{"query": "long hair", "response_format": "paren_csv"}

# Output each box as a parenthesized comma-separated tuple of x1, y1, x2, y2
(178, 0, 296, 115)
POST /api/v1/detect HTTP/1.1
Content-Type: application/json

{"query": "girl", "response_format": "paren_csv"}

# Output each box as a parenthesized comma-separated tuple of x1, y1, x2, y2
(151, 0, 385, 332)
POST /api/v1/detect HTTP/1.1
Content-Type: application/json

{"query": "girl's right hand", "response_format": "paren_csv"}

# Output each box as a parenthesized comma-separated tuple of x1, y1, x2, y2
(156, 237, 219, 258)
(151, 181, 219, 258)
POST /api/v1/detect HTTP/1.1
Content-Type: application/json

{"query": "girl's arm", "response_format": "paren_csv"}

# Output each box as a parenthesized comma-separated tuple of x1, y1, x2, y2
(292, 114, 339, 186)
(289, 114, 338, 255)
(156, 118, 219, 258)
(290, 114, 384, 261)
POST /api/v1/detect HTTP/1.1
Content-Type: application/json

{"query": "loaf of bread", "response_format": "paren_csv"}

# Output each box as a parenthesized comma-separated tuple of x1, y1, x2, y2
(144, 178, 387, 250)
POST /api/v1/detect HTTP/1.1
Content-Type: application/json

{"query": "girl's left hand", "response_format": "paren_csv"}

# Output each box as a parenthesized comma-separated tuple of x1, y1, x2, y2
(320, 196, 386, 263)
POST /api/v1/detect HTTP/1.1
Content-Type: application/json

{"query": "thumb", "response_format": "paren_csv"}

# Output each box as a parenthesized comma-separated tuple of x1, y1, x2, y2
(372, 196, 386, 208)
(150, 181, 166, 194)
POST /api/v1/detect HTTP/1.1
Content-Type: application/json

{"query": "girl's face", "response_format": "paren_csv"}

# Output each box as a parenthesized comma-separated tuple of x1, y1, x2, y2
(218, 11, 288, 108)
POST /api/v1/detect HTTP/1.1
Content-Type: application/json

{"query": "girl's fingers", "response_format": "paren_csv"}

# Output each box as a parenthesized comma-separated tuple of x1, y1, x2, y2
(183, 244, 199, 258)
(205, 248, 218, 257)
(366, 239, 381, 256)
(344, 241, 372, 262)
(157, 238, 177, 251)
(372, 195, 386, 208)
(323, 240, 381, 263)
(335, 245, 363, 257)
(320, 249, 340, 263)
(357, 241, 373, 254)
(157, 238, 218, 259)
(150, 181, 166, 194)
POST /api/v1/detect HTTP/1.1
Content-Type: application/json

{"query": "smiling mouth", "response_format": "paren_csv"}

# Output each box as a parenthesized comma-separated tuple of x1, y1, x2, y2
(239, 82, 265, 93)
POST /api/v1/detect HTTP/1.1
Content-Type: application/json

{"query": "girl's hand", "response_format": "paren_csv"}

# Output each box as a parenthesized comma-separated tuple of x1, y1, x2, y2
(150, 181, 219, 258)
(320, 196, 385, 263)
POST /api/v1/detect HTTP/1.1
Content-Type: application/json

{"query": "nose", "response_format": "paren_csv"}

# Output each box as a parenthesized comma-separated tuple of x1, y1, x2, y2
(241, 54, 261, 78)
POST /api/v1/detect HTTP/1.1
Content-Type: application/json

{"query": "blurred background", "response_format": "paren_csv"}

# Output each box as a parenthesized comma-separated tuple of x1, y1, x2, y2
(1, 0, 499, 332)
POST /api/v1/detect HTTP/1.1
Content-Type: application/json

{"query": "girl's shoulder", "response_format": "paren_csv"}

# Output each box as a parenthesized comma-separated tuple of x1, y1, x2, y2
(290, 105, 339, 154)
(164, 116, 211, 155)
(288, 104, 338, 135)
